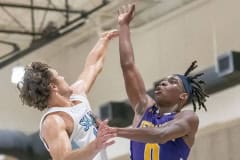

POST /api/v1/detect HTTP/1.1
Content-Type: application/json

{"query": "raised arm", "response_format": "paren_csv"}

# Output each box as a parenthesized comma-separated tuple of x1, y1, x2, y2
(71, 30, 119, 95)
(118, 4, 154, 114)
(41, 116, 115, 160)
(114, 111, 199, 146)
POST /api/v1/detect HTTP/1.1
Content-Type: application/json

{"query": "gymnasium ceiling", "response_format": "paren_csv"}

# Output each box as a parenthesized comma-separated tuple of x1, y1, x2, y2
(0, 0, 196, 69)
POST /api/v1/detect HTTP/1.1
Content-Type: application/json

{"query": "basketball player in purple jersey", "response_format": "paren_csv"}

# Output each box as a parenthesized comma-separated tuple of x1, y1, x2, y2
(114, 4, 208, 160)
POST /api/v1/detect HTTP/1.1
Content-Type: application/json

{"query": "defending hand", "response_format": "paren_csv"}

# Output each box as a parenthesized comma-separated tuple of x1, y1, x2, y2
(94, 120, 116, 150)
(118, 4, 135, 25)
(101, 29, 119, 41)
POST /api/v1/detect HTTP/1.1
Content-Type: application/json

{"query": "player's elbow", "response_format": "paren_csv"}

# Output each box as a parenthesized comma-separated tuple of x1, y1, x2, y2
(120, 61, 135, 70)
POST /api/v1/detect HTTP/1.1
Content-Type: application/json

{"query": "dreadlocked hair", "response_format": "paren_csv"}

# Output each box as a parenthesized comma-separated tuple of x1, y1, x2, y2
(184, 60, 209, 112)
(17, 62, 53, 111)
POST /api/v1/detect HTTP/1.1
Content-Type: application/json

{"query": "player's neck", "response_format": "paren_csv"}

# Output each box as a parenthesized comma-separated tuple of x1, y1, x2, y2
(48, 92, 72, 108)
(156, 104, 179, 116)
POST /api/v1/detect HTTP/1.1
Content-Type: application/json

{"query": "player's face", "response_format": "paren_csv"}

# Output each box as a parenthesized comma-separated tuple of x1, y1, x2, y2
(50, 69, 72, 97)
(154, 75, 185, 106)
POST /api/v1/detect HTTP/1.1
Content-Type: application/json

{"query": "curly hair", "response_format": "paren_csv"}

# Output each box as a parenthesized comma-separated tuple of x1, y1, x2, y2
(17, 62, 53, 111)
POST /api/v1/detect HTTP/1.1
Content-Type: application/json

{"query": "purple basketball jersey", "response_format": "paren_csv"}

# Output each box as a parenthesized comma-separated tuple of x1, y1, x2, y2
(130, 105, 190, 160)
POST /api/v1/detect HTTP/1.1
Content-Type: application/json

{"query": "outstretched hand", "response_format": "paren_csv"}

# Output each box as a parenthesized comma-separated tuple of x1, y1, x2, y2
(101, 29, 119, 41)
(118, 4, 135, 25)
(94, 120, 116, 151)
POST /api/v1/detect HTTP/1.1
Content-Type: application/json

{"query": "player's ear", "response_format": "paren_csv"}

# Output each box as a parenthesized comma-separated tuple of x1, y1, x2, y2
(179, 93, 188, 106)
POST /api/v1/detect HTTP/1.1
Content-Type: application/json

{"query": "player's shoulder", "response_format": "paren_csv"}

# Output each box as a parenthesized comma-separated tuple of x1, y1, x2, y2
(179, 110, 198, 116)
(177, 110, 199, 124)
(70, 80, 86, 95)
(42, 113, 66, 131)
(41, 114, 68, 144)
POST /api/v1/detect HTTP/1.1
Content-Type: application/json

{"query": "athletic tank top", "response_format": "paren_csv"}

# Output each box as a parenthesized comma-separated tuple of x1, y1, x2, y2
(39, 94, 107, 160)
(130, 105, 190, 160)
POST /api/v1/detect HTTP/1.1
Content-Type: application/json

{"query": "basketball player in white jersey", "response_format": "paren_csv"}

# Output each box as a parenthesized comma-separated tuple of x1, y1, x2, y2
(17, 30, 119, 160)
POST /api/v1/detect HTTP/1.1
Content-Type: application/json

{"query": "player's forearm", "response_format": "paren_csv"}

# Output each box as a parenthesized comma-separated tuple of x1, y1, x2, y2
(85, 38, 109, 67)
(116, 127, 166, 144)
(76, 39, 109, 93)
(119, 24, 135, 68)
(62, 140, 100, 160)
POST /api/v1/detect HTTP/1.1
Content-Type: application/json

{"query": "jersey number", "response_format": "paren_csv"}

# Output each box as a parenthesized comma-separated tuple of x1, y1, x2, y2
(144, 143, 160, 160)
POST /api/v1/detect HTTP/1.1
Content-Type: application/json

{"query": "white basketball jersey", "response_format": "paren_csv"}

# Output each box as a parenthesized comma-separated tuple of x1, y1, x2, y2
(39, 94, 107, 160)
